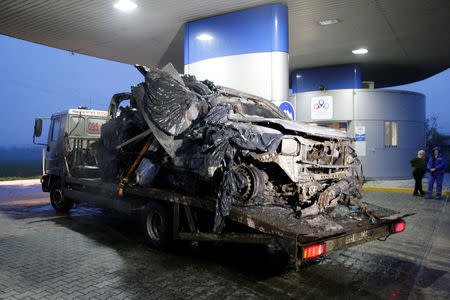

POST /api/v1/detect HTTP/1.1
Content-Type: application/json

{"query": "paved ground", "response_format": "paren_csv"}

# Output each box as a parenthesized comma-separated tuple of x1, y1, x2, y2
(0, 182, 448, 299)
(366, 173, 450, 190)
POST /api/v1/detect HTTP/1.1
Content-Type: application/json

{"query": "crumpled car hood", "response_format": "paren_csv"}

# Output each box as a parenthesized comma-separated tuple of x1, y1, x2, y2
(228, 115, 350, 140)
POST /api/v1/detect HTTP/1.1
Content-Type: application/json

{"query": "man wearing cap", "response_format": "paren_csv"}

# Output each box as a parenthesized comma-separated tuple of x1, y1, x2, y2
(410, 150, 426, 196)
(426, 146, 447, 199)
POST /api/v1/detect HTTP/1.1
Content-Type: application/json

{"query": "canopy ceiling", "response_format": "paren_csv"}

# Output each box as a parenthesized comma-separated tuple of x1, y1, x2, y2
(1, 0, 448, 87)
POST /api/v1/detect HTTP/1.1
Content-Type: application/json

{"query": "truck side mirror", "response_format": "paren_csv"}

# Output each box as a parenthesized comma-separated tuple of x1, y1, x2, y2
(34, 118, 43, 137)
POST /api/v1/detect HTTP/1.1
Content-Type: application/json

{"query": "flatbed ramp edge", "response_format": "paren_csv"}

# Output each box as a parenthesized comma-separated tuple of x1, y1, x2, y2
(64, 176, 407, 267)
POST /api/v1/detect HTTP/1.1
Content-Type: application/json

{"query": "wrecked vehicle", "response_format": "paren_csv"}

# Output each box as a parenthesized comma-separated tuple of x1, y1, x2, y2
(33, 64, 408, 269)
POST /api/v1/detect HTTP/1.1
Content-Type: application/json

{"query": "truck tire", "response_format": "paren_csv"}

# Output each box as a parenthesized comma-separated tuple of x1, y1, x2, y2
(50, 180, 73, 213)
(143, 201, 172, 249)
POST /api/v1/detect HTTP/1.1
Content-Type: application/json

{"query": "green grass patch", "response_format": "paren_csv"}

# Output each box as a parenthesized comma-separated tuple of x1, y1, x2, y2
(0, 159, 42, 178)
(0, 175, 41, 181)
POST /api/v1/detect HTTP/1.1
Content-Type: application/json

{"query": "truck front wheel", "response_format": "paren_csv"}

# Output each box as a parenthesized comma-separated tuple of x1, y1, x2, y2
(50, 181, 73, 213)
(143, 201, 172, 249)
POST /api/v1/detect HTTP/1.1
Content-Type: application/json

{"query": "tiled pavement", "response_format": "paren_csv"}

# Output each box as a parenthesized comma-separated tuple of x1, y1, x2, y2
(0, 183, 448, 299)
(366, 172, 450, 191)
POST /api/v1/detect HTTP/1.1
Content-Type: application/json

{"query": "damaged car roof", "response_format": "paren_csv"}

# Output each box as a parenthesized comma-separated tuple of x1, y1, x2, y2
(227, 116, 350, 140)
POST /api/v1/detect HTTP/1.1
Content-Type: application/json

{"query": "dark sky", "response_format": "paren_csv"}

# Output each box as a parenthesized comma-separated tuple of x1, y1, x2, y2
(1, 34, 449, 147)
(1, 35, 142, 147)
(388, 68, 450, 134)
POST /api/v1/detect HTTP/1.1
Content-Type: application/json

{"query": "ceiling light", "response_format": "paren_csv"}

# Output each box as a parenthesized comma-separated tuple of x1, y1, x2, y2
(114, 0, 137, 12)
(318, 19, 340, 26)
(352, 48, 368, 55)
(196, 34, 213, 41)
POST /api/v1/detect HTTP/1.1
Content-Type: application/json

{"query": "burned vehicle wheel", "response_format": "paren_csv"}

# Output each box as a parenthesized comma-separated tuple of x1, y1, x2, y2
(143, 201, 172, 249)
(50, 181, 73, 213)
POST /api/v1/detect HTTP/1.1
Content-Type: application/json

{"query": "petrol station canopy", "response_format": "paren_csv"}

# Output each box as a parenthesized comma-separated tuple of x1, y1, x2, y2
(0, 0, 448, 87)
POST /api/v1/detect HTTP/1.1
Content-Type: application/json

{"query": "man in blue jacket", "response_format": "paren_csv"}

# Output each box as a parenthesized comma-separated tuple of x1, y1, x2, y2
(426, 146, 447, 199)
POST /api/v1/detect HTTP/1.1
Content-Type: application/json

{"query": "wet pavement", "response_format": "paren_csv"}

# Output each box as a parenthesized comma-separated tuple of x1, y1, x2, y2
(366, 172, 450, 191)
(0, 183, 448, 299)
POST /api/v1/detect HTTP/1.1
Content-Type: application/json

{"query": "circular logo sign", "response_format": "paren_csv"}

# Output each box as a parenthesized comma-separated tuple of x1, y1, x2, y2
(279, 101, 295, 120)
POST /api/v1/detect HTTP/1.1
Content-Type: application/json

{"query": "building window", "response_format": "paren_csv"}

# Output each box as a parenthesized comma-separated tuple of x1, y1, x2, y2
(384, 121, 398, 147)
(391, 122, 398, 146)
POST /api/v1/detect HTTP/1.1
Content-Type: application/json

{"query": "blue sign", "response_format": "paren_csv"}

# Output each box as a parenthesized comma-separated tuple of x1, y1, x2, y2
(279, 101, 295, 120)
(355, 134, 366, 141)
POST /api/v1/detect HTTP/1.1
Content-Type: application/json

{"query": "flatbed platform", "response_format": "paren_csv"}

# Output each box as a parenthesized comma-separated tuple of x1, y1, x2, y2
(65, 176, 402, 245)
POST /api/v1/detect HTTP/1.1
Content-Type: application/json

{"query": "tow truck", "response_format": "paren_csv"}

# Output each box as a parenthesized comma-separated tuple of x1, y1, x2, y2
(33, 66, 407, 269)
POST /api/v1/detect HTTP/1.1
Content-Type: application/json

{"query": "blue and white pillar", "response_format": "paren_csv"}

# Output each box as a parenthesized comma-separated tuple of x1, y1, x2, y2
(184, 4, 289, 103)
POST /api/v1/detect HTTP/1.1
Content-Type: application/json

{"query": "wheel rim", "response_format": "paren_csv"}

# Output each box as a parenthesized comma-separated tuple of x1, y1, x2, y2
(146, 210, 162, 240)
(52, 188, 64, 207)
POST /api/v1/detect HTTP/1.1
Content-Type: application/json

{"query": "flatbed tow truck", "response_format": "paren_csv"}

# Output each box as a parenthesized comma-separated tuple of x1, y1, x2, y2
(33, 66, 408, 270)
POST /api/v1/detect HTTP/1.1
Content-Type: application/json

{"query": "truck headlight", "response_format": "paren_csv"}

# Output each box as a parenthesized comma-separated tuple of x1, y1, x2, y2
(280, 138, 300, 156)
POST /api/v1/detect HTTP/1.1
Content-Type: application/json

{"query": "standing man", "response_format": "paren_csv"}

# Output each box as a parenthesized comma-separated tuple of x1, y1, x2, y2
(427, 146, 447, 199)
(410, 150, 426, 196)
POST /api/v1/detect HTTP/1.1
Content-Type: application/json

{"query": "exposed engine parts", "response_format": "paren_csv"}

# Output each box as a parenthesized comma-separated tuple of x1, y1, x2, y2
(317, 178, 360, 211)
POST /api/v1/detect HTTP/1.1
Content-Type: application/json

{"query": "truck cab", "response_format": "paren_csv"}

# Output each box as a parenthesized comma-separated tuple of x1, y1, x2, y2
(34, 108, 108, 192)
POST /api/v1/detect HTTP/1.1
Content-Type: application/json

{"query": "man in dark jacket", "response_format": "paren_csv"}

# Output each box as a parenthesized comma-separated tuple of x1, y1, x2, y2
(410, 150, 426, 196)
(426, 146, 447, 199)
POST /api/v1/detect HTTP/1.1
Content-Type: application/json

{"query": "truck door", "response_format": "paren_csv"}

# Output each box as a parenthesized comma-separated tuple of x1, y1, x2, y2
(45, 115, 64, 176)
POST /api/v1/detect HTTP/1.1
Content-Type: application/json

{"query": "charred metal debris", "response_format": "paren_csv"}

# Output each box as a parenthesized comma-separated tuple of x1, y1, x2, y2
(97, 63, 365, 230)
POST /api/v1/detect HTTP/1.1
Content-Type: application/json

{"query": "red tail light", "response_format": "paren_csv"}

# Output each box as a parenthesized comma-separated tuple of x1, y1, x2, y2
(390, 221, 406, 234)
(302, 243, 326, 260)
